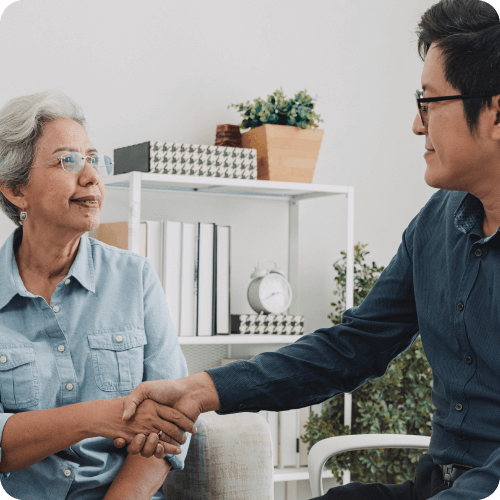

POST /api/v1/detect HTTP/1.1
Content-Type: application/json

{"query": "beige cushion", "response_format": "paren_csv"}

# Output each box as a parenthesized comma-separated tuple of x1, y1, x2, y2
(163, 411, 273, 500)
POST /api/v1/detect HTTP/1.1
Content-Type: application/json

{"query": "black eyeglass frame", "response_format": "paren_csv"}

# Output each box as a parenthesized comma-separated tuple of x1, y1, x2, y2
(414, 89, 496, 126)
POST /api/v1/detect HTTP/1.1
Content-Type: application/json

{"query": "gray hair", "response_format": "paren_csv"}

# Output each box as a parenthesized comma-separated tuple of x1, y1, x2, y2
(0, 90, 87, 226)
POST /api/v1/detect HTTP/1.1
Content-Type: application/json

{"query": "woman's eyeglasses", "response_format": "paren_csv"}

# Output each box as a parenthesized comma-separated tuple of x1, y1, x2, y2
(32, 152, 113, 176)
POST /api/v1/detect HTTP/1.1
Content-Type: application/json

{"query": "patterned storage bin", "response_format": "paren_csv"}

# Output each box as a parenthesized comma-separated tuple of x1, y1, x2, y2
(230, 314, 304, 335)
(114, 141, 257, 180)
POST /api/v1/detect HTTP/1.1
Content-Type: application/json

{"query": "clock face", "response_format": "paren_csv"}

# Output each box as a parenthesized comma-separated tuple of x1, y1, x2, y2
(258, 273, 292, 314)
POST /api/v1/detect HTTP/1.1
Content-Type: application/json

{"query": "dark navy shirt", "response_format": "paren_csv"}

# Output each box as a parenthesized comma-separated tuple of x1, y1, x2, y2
(207, 189, 500, 499)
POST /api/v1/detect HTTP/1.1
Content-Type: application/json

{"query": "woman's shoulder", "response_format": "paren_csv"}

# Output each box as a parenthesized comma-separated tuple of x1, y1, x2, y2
(87, 236, 148, 266)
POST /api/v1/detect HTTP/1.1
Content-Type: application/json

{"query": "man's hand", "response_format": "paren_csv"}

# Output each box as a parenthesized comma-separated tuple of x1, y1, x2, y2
(114, 373, 221, 458)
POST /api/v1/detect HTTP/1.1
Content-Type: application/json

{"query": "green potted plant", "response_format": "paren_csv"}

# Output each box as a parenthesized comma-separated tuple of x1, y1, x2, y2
(301, 243, 434, 485)
(228, 88, 324, 183)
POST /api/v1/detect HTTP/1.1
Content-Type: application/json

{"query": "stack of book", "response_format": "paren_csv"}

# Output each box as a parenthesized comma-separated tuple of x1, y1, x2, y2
(90, 220, 230, 336)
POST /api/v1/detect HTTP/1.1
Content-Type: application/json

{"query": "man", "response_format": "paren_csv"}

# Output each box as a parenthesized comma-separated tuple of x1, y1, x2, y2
(115, 0, 500, 498)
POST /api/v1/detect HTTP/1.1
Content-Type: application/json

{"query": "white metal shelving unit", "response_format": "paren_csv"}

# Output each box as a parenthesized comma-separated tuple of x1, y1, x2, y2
(103, 171, 355, 487)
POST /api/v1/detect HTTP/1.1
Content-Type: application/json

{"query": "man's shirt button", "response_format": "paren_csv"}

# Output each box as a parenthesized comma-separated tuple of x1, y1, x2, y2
(116, 336, 123, 342)
(458, 435, 465, 441)
(58, 345, 65, 352)
(53, 305, 60, 313)
(457, 303, 464, 311)
(64, 279, 71, 285)
(63, 469, 72, 477)
(455, 403, 463, 411)
(475, 249, 483, 257)
(0, 356, 7, 364)
(465, 356, 472, 364)
(239, 404, 245, 409)
(66, 383, 74, 391)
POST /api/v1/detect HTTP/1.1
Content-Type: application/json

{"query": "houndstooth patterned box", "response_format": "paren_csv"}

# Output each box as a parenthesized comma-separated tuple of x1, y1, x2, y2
(113, 141, 257, 180)
(150, 142, 257, 179)
(230, 314, 304, 335)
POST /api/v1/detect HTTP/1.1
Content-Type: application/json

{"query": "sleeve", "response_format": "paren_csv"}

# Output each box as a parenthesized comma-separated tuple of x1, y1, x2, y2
(0, 409, 15, 479)
(207, 211, 422, 414)
(431, 448, 500, 499)
(141, 259, 191, 471)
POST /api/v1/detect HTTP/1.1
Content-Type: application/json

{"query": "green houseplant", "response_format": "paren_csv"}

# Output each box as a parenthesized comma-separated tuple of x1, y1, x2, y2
(301, 243, 434, 485)
(228, 88, 324, 130)
(228, 88, 325, 183)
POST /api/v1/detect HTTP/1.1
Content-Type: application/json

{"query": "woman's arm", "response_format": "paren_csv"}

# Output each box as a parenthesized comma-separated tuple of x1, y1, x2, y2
(0, 397, 191, 473)
(103, 450, 172, 500)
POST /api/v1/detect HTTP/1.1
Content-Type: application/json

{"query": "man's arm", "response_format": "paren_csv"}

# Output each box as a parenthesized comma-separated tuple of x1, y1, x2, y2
(103, 450, 172, 500)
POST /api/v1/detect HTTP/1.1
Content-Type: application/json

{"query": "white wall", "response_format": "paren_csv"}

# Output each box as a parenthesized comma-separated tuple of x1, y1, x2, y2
(0, 2, 439, 497)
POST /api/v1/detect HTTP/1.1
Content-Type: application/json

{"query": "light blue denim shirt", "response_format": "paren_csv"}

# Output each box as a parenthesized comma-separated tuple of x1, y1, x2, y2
(0, 227, 190, 500)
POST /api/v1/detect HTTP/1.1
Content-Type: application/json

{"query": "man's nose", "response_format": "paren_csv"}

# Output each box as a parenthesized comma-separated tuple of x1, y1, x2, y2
(412, 112, 426, 136)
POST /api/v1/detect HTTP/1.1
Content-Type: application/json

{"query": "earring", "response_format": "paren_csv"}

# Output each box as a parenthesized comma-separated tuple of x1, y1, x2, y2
(20, 210, 27, 224)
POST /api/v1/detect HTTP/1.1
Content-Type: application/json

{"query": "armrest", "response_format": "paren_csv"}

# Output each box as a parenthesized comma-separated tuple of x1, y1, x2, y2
(309, 433, 431, 497)
(163, 411, 274, 500)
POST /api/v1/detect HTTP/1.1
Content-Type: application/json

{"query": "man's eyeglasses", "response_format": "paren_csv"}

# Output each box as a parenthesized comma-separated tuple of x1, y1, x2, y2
(415, 89, 496, 126)
(31, 152, 114, 176)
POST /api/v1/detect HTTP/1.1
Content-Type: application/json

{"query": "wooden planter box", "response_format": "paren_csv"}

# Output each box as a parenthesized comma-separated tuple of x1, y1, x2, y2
(241, 124, 324, 183)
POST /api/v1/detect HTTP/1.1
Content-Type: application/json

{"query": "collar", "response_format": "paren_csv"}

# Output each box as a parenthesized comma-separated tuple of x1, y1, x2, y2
(453, 191, 483, 235)
(0, 228, 95, 311)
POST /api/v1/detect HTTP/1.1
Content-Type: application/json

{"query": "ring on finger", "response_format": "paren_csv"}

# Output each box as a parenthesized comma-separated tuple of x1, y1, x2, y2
(157, 430, 163, 439)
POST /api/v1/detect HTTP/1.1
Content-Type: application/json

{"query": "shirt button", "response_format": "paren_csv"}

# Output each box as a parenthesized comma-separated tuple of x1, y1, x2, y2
(457, 303, 464, 311)
(58, 345, 65, 352)
(239, 404, 245, 409)
(475, 249, 482, 257)
(455, 403, 463, 411)
(64, 279, 71, 285)
(465, 356, 472, 364)
(63, 469, 72, 477)
(0, 356, 6, 364)
(458, 435, 465, 441)
(53, 305, 60, 313)
(116, 336, 123, 342)
(66, 383, 74, 391)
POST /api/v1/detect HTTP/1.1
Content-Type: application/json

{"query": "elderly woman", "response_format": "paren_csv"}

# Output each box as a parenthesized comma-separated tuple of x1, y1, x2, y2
(0, 90, 196, 500)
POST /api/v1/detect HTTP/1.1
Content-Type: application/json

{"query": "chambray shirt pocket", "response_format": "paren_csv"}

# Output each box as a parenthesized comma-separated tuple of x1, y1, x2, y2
(87, 330, 147, 392)
(0, 344, 39, 410)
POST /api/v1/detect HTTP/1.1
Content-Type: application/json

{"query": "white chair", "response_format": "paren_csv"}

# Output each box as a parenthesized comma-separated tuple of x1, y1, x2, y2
(308, 434, 431, 497)
(163, 411, 274, 499)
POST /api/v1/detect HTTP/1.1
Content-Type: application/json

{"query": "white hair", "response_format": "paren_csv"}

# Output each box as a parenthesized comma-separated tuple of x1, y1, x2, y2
(0, 90, 87, 226)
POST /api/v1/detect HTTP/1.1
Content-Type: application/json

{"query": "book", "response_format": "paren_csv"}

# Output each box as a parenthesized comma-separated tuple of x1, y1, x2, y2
(145, 221, 163, 281)
(279, 409, 298, 467)
(216, 226, 230, 334)
(179, 223, 196, 337)
(92, 221, 146, 256)
(298, 407, 311, 467)
(267, 411, 279, 467)
(163, 221, 182, 335)
(196, 223, 216, 336)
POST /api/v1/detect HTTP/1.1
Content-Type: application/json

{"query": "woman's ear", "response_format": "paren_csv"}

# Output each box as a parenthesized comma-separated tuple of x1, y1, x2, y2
(0, 185, 25, 210)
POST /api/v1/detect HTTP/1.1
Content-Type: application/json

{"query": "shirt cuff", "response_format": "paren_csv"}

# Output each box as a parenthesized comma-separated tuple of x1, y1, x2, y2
(0, 413, 15, 479)
(164, 433, 191, 470)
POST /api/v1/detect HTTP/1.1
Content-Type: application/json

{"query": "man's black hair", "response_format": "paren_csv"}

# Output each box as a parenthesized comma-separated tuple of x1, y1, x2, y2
(416, 0, 500, 136)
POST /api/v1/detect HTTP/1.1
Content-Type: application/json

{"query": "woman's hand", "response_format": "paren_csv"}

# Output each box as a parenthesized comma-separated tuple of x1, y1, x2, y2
(90, 397, 196, 457)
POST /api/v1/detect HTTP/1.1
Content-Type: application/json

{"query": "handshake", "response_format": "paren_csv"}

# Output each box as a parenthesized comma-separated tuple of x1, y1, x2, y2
(109, 372, 221, 459)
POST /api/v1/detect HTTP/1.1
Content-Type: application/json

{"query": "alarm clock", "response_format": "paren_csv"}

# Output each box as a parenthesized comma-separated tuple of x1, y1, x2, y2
(247, 260, 293, 314)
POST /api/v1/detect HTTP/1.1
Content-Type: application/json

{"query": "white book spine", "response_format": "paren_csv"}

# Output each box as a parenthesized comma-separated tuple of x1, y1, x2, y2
(163, 221, 182, 336)
(279, 409, 297, 467)
(298, 407, 311, 467)
(145, 221, 163, 281)
(179, 223, 196, 337)
(267, 411, 279, 467)
(197, 223, 215, 336)
(216, 226, 230, 334)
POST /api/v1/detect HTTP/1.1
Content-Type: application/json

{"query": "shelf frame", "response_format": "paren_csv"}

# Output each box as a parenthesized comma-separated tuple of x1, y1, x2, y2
(103, 170, 355, 484)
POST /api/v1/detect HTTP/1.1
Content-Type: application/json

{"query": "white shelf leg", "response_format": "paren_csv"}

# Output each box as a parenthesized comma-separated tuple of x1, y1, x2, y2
(128, 172, 142, 254)
(342, 186, 355, 485)
(288, 199, 300, 315)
